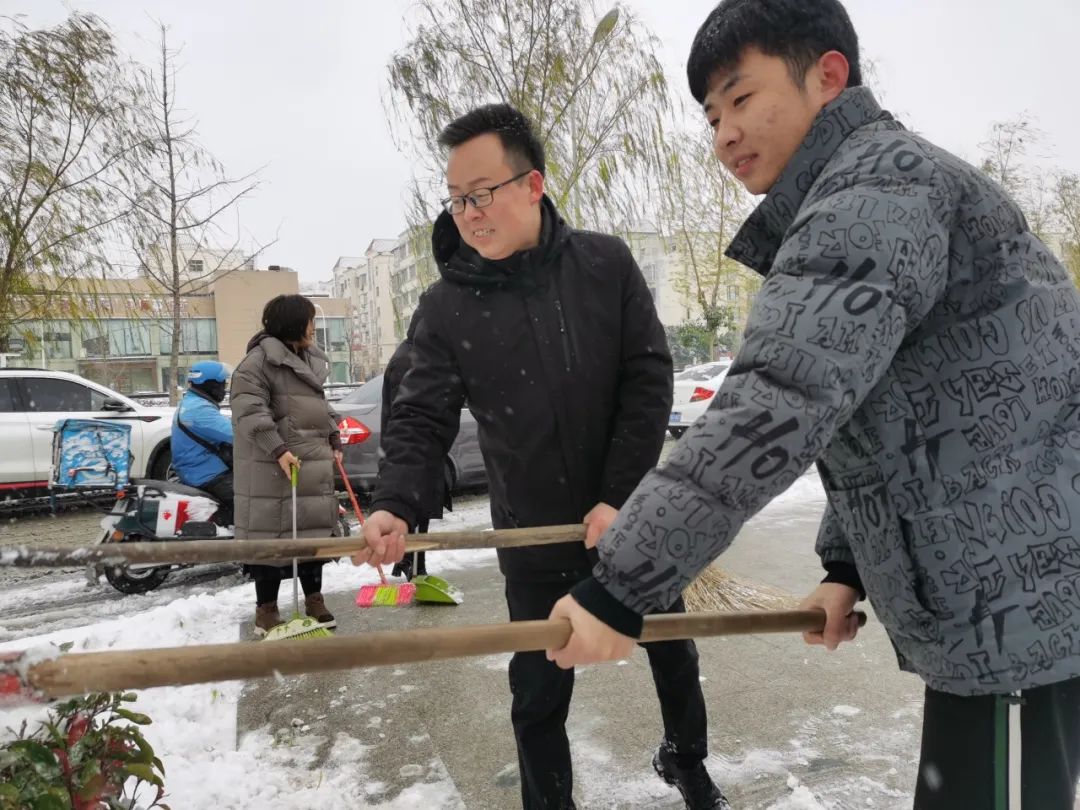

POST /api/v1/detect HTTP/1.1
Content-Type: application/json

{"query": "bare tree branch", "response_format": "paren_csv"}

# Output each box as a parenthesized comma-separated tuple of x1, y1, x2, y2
(117, 23, 266, 402)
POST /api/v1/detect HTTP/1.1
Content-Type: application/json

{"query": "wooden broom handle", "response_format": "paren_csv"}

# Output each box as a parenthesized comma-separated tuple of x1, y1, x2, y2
(13, 609, 867, 700)
(0, 525, 589, 568)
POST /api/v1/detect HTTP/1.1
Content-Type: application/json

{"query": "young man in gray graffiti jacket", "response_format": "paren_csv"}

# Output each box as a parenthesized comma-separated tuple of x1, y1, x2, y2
(542, 1, 1080, 807)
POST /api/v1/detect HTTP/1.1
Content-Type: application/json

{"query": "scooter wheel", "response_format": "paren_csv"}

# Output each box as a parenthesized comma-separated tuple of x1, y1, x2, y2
(103, 563, 170, 595)
(102, 534, 171, 594)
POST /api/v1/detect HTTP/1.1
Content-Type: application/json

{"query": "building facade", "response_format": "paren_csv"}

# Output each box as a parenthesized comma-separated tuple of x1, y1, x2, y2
(329, 219, 770, 377)
(140, 239, 257, 291)
(388, 226, 437, 342)
(331, 241, 398, 380)
(6, 268, 353, 394)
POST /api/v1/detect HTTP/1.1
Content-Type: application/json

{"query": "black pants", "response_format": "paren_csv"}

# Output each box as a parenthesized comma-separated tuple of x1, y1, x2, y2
(392, 520, 428, 579)
(251, 561, 325, 606)
(915, 677, 1080, 809)
(506, 578, 708, 810)
(199, 472, 234, 527)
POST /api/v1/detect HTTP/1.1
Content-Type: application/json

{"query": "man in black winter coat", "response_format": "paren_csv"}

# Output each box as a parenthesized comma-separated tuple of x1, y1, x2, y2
(354, 104, 726, 809)
(381, 307, 452, 580)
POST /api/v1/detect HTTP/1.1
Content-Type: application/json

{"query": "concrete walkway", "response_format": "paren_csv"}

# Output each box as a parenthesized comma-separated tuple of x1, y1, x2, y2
(237, 476, 925, 809)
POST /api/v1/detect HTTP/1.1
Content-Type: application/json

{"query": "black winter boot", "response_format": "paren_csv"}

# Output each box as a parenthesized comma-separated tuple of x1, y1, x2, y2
(653, 740, 731, 809)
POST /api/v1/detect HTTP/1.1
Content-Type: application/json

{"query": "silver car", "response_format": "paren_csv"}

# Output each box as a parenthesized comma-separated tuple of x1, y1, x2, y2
(334, 374, 487, 494)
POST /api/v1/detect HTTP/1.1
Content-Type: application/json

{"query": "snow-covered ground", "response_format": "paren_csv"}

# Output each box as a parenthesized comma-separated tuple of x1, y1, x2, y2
(0, 471, 923, 809)
(0, 498, 498, 808)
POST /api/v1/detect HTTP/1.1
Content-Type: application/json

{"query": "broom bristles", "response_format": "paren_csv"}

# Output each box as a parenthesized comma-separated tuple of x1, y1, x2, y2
(682, 565, 797, 612)
(263, 615, 335, 642)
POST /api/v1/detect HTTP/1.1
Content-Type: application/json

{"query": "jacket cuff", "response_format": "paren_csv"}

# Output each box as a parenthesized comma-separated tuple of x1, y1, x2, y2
(369, 498, 419, 531)
(570, 576, 644, 638)
(271, 444, 288, 460)
(598, 479, 635, 510)
(822, 561, 866, 600)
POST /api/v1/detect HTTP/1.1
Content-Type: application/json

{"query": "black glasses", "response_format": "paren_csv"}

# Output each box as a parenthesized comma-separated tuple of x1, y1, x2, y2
(440, 170, 532, 216)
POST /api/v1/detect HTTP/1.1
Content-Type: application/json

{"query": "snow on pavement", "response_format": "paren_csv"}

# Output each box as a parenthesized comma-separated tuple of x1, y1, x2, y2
(0, 498, 495, 809)
(0, 474, 922, 808)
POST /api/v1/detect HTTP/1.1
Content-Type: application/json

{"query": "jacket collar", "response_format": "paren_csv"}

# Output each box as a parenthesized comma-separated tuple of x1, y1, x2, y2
(432, 194, 571, 290)
(726, 86, 896, 275)
(249, 333, 329, 392)
(186, 386, 222, 408)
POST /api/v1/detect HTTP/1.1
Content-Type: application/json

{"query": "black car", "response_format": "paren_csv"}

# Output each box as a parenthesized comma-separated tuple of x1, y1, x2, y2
(334, 374, 487, 494)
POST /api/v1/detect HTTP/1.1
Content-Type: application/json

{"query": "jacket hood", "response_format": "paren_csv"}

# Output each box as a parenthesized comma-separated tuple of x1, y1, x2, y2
(243, 332, 330, 392)
(432, 194, 570, 289)
(246, 330, 274, 354)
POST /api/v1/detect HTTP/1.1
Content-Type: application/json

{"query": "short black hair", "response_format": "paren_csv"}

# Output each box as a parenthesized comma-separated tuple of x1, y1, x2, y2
(262, 294, 316, 343)
(687, 0, 861, 104)
(438, 104, 546, 176)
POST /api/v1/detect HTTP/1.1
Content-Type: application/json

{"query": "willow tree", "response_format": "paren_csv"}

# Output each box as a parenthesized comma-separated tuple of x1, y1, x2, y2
(1055, 173, 1080, 288)
(978, 116, 1059, 242)
(0, 14, 140, 352)
(385, 0, 670, 232)
(648, 123, 757, 357)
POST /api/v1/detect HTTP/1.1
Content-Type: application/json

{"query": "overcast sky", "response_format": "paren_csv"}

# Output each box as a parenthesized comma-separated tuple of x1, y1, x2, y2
(9, 0, 1080, 283)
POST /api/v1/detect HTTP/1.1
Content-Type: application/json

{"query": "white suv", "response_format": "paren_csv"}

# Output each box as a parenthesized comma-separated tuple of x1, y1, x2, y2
(0, 369, 176, 493)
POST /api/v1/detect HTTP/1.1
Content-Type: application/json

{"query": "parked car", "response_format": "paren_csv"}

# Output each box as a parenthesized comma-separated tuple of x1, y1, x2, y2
(334, 374, 487, 494)
(668, 360, 732, 438)
(0, 369, 176, 495)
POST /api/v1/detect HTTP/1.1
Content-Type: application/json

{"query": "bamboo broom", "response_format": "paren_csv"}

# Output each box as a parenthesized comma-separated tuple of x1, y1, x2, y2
(0, 525, 795, 611)
(0, 609, 866, 704)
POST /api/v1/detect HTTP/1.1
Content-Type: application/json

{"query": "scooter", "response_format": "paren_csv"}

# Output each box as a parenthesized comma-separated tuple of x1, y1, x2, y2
(91, 478, 229, 594)
(47, 418, 350, 595)
(91, 479, 350, 595)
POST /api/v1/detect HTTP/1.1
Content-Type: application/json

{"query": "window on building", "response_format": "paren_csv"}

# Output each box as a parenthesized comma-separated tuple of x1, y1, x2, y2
(81, 332, 108, 358)
(727, 285, 739, 302)
(327, 319, 348, 352)
(115, 321, 151, 356)
(16, 321, 72, 360)
(42, 320, 73, 359)
(82, 320, 152, 358)
(187, 259, 204, 276)
(162, 367, 189, 391)
(159, 319, 218, 354)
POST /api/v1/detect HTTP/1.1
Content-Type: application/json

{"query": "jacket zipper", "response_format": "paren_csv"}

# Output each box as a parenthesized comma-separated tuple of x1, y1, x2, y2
(554, 298, 572, 372)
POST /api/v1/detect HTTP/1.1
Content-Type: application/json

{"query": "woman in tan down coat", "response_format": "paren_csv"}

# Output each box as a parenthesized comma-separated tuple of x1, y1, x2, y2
(230, 294, 342, 636)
